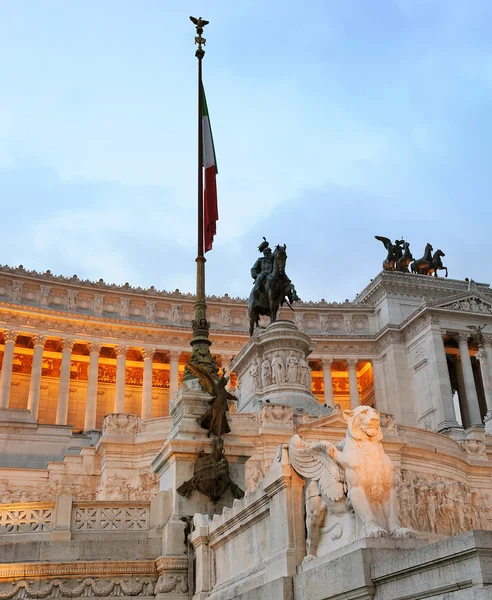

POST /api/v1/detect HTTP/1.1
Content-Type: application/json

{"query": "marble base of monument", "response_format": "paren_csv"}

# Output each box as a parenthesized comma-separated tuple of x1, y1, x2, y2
(231, 321, 329, 416)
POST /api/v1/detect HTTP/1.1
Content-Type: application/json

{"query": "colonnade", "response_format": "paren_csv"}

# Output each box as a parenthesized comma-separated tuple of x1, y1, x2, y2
(0, 329, 185, 430)
(448, 332, 492, 428)
(0, 328, 373, 429)
(321, 358, 366, 410)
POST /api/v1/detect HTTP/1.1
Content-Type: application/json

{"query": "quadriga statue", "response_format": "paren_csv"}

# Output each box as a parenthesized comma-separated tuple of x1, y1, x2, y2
(289, 406, 413, 561)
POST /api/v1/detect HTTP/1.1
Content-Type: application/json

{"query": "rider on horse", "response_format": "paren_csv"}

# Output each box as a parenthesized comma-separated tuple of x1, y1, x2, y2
(251, 238, 275, 299)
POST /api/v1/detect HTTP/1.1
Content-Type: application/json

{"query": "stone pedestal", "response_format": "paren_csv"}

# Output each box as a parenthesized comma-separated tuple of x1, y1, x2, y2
(231, 320, 329, 416)
(151, 379, 250, 560)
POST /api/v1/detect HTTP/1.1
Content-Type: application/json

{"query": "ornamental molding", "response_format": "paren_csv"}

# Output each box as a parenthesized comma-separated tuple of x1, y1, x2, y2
(0, 560, 157, 580)
(357, 271, 492, 306)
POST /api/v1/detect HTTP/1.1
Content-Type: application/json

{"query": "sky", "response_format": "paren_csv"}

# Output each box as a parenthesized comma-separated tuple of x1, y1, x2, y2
(0, 0, 491, 303)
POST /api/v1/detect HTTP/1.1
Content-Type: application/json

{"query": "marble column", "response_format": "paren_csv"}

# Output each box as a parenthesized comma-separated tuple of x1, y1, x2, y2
(346, 358, 360, 409)
(371, 358, 389, 414)
(321, 358, 334, 409)
(114, 345, 129, 413)
(84, 342, 102, 431)
(476, 348, 492, 417)
(0, 329, 18, 409)
(141, 347, 156, 420)
(456, 333, 482, 427)
(27, 334, 48, 420)
(169, 350, 181, 403)
(56, 338, 75, 425)
(449, 355, 470, 429)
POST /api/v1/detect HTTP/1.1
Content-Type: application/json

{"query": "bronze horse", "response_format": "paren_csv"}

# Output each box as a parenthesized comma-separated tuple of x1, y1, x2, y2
(248, 244, 297, 336)
(428, 249, 448, 277)
(411, 243, 433, 274)
(396, 241, 413, 273)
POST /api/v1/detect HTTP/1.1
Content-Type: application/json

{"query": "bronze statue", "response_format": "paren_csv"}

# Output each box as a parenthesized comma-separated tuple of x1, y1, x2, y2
(428, 250, 448, 278)
(186, 363, 236, 438)
(395, 241, 413, 273)
(466, 324, 489, 345)
(375, 236, 404, 271)
(248, 238, 299, 336)
(176, 437, 244, 503)
(375, 238, 449, 278)
(411, 243, 434, 275)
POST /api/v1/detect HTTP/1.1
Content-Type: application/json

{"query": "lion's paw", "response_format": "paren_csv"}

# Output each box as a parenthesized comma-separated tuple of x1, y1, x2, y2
(302, 554, 316, 565)
(366, 525, 388, 538)
(390, 527, 414, 539)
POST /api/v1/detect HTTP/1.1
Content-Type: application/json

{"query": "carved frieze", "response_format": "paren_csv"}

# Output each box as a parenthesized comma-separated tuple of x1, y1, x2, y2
(397, 470, 491, 535)
(102, 413, 142, 436)
(0, 577, 157, 599)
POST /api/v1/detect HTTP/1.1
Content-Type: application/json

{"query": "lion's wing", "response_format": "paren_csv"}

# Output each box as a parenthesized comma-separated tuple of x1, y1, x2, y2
(289, 434, 345, 501)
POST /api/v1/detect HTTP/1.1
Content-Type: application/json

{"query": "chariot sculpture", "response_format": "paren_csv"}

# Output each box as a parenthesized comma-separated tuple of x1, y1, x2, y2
(375, 236, 448, 277)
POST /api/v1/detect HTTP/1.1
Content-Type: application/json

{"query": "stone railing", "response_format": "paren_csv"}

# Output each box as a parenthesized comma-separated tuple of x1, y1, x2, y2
(72, 502, 150, 532)
(0, 502, 54, 535)
(0, 491, 173, 541)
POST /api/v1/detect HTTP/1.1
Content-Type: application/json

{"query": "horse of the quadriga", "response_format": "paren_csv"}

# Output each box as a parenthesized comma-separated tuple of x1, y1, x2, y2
(248, 244, 297, 337)
(411, 244, 448, 277)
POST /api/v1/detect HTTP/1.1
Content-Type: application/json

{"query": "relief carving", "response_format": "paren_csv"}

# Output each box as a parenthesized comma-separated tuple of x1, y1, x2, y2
(259, 404, 293, 426)
(249, 357, 260, 390)
(397, 470, 491, 535)
(286, 351, 299, 383)
(260, 358, 272, 387)
(67, 290, 78, 311)
(102, 413, 142, 436)
(120, 298, 130, 318)
(11, 280, 23, 303)
(271, 352, 286, 384)
(0, 577, 157, 599)
(171, 304, 181, 325)
(445, 297, 492, 314)
(96, 471, 159, 501)
(458, 439, 487, 459)
(146, 301, 156, 322)
(40, 285, 51, 306)
(156, 574, 188, 595)
(93, 294, 104, 315)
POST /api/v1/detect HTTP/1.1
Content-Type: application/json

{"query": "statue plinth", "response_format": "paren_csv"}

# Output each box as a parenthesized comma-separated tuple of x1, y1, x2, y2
(231, 320, 329, 416)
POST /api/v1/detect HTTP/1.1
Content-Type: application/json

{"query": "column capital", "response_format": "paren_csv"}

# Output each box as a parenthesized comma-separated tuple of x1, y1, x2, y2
(115, 344, 129, 357)
(32, 334, 48, 347)
(346, 358, 359, 368)
(142, 347, 156, 360)
(3, 329, 18, 343)
(169, 349, 181, 361)
(321, 357, 334, 368)
(455, 332, 470, 345)
(482, 334, 492, 347)
(88, 341, 103, 354)
(61, 337, 75, 351)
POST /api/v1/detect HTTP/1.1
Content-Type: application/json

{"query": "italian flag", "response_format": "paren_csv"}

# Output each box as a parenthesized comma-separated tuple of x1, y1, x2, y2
(202, 83, 218, 253)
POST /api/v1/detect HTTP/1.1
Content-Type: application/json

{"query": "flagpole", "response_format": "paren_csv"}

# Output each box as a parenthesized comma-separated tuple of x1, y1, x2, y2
(184, 16, 216, 381)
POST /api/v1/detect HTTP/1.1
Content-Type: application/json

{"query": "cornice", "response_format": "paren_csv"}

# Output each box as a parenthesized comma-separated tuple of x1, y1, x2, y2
(356, 271, 491, 306)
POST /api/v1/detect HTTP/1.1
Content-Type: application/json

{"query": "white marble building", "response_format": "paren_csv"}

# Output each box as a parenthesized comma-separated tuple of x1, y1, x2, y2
(2, 265, 492, 599)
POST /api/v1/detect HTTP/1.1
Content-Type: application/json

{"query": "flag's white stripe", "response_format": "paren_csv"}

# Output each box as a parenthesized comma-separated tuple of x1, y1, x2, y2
(202, 115, 215, 170)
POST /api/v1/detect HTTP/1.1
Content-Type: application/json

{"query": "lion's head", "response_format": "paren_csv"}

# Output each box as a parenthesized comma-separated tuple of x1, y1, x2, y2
(343, 406, 383, 443)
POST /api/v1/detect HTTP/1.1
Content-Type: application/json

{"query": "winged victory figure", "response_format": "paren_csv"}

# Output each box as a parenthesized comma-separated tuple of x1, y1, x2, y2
(375, 236, 404, 271)
(186, 363, 237, 438)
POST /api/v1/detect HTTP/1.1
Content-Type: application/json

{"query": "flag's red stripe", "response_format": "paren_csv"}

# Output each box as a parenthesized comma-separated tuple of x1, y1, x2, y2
(204, 165, 218, 253)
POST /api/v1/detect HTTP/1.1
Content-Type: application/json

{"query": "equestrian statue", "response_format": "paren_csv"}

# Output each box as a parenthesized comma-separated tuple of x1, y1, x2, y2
(375, 237, 448, 277)
(248, 237, 299, 337)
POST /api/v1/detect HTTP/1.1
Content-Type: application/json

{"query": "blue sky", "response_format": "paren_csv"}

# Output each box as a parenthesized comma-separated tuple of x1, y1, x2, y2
(1, 1, 491, 302)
